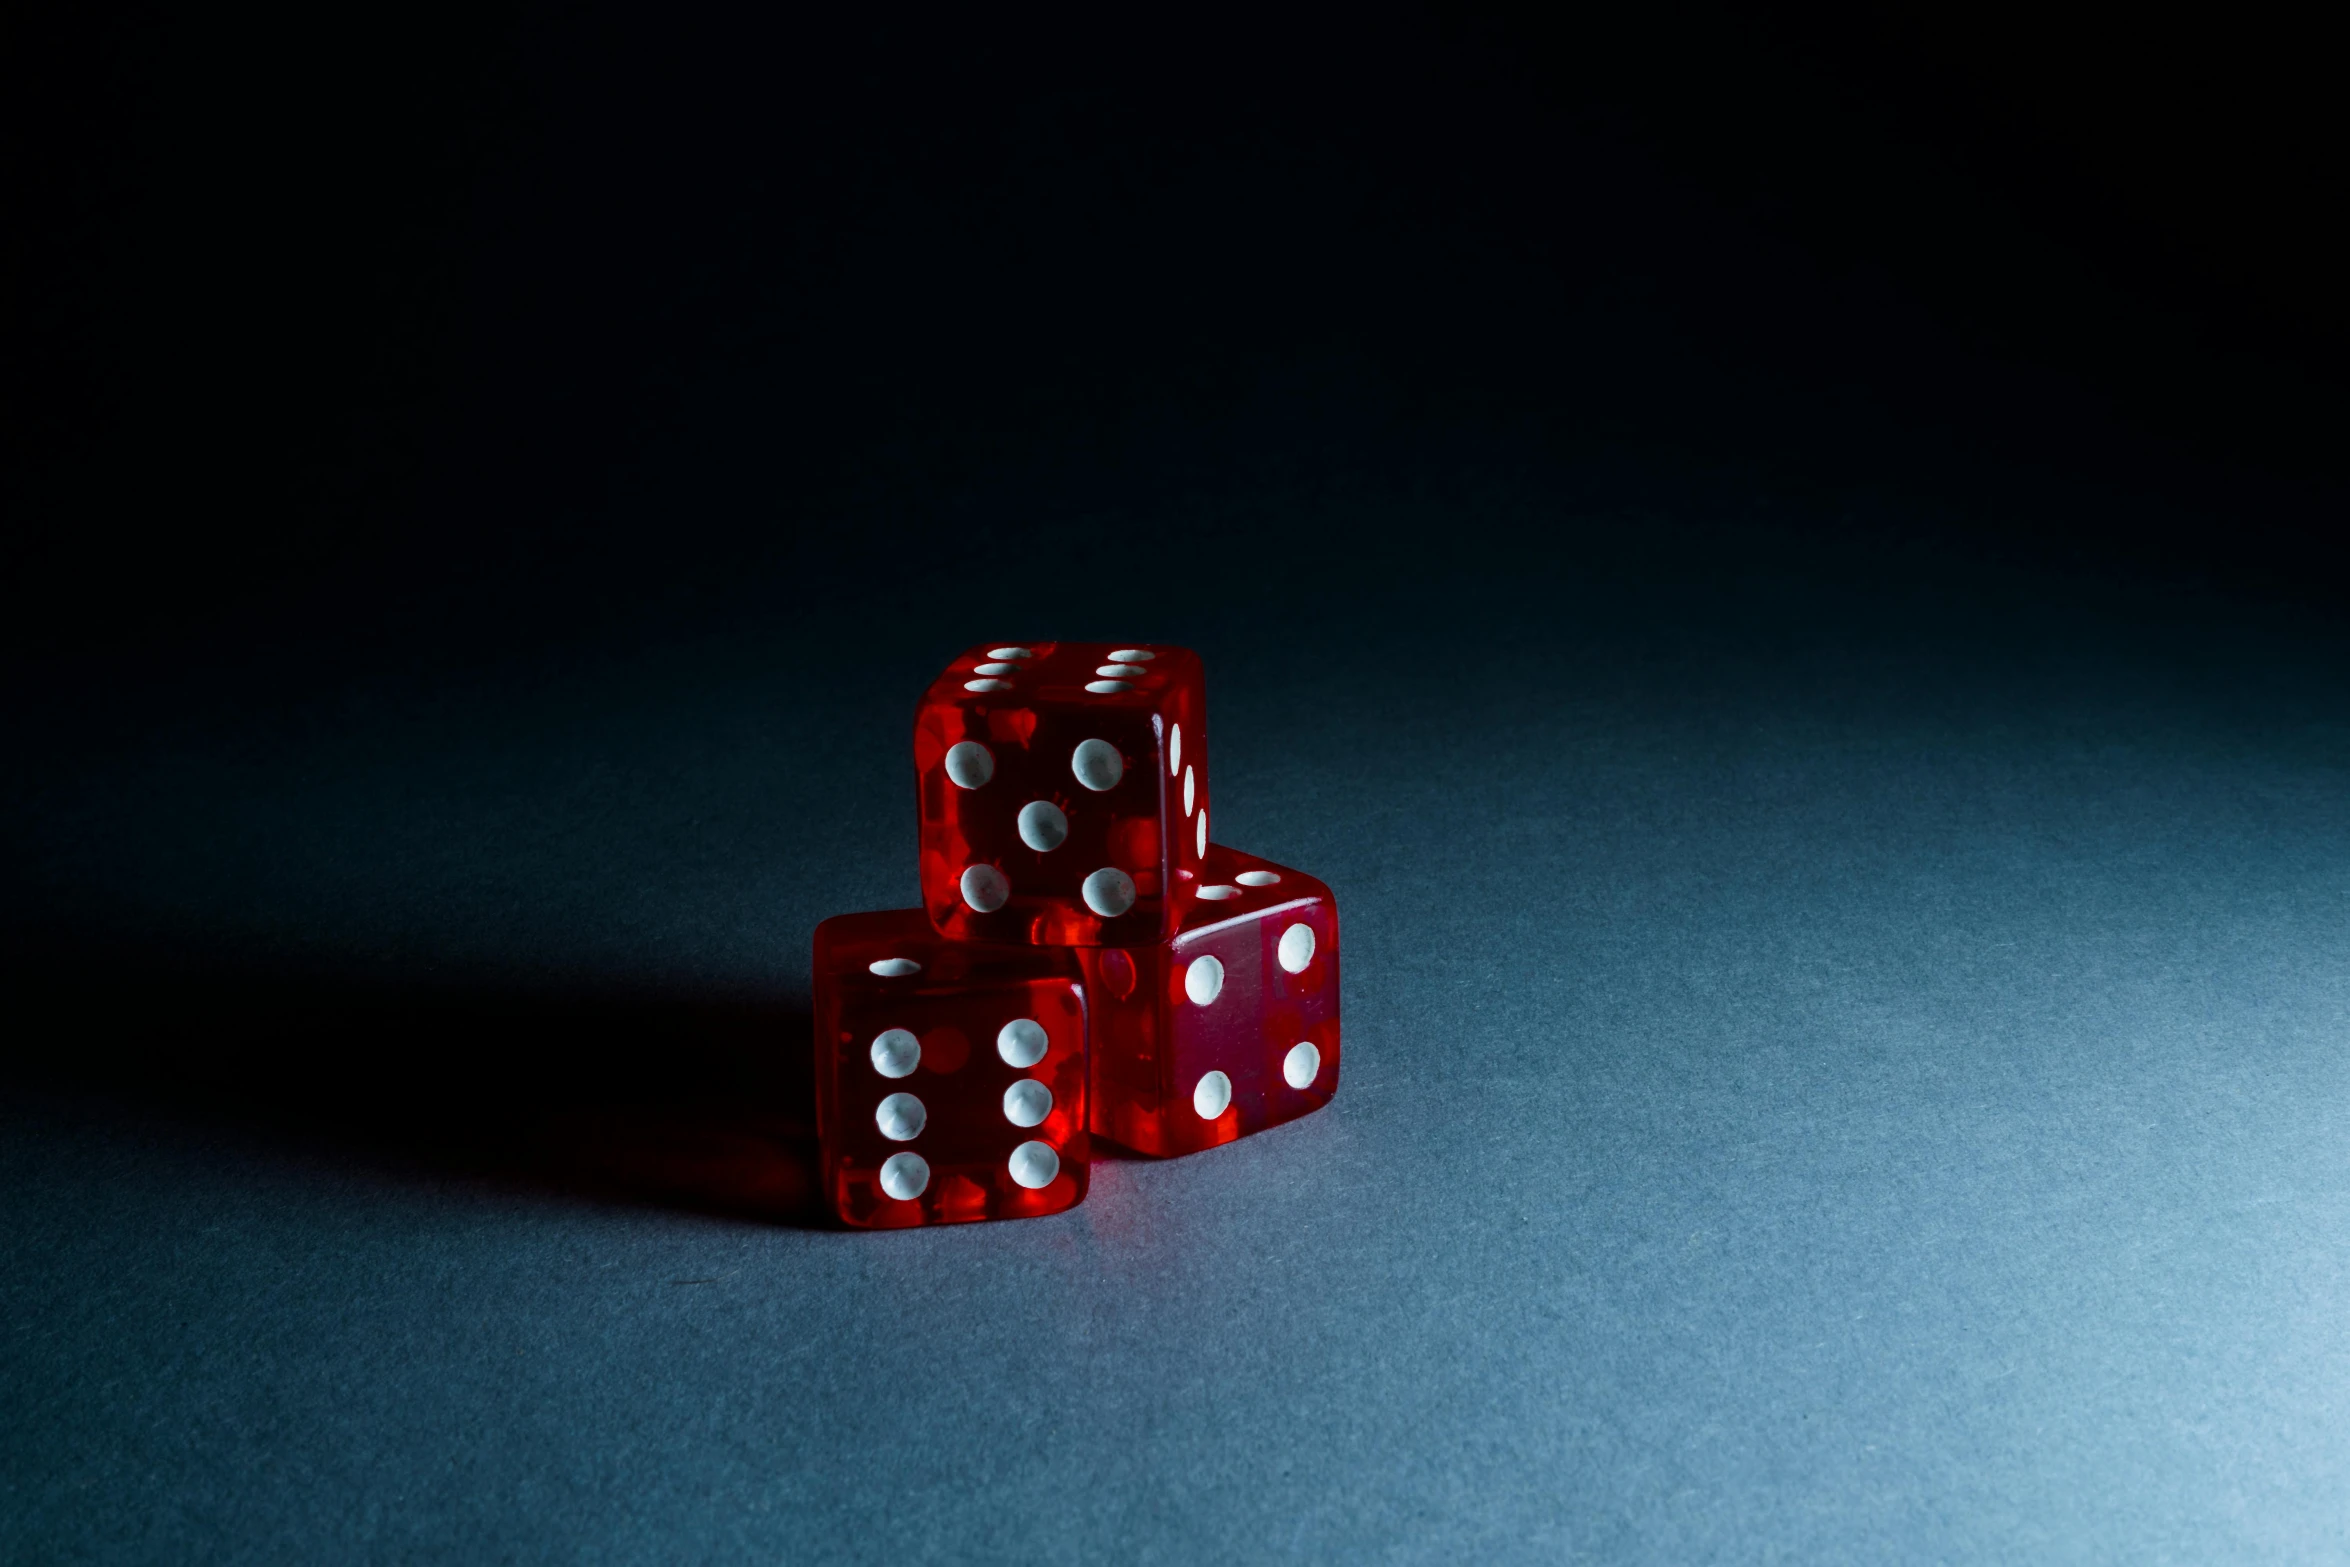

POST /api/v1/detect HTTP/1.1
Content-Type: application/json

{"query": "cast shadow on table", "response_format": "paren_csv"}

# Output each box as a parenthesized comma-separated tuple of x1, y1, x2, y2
(4, 951, 832, 1228)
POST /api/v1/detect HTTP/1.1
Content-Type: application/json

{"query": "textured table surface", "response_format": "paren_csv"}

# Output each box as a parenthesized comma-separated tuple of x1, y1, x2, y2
(7, 506, 2348, 1563)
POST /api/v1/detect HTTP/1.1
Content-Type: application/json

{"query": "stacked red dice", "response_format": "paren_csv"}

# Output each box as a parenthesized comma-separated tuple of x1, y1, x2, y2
(812, 641, 1342, 1225)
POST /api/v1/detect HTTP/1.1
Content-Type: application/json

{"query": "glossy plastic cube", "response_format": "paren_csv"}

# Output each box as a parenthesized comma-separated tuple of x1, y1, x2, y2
(813, 909, 1090, 1227)
(914, 641, 1208, 946)
(1081, 844, 1339, 1157)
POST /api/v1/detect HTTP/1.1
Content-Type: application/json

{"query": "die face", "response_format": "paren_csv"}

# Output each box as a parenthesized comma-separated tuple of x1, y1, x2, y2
(814, 910, 1090, 1227)
(915, 641, 1208, 947)
(1082, 846, 1339, 1157)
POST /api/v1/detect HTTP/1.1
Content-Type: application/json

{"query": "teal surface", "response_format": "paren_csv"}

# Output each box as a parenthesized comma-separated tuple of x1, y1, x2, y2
(7, 516, 2349, 1563)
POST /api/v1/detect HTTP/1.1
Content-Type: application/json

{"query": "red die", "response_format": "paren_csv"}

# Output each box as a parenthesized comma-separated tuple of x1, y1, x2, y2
(813, 910, 1091, 1227)
(914, 641, 1208, 947)
(1081, 845, 1339, 1157)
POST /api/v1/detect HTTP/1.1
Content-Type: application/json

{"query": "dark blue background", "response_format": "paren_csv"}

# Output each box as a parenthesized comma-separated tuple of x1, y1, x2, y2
(6, 5, 2346, 1560)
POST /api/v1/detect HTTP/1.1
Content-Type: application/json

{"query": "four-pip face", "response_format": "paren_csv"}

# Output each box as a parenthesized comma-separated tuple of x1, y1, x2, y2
(914, 642, 1208, 947)
(1082, 844, 1340, 1158)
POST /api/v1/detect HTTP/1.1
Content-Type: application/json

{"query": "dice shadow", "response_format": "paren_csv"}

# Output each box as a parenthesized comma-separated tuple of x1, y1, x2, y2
(5, 946, 831, 1229)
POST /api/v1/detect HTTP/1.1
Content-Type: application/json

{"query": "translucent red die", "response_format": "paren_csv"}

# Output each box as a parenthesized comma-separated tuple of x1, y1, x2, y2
(1081, 844, 1339, 1157)
(813, 909, 1091, 1227)
(914, 641, 1208, 947)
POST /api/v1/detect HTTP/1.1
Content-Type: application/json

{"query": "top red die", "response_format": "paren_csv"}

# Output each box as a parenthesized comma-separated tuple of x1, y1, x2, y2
(915, 641, 1208, 946)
